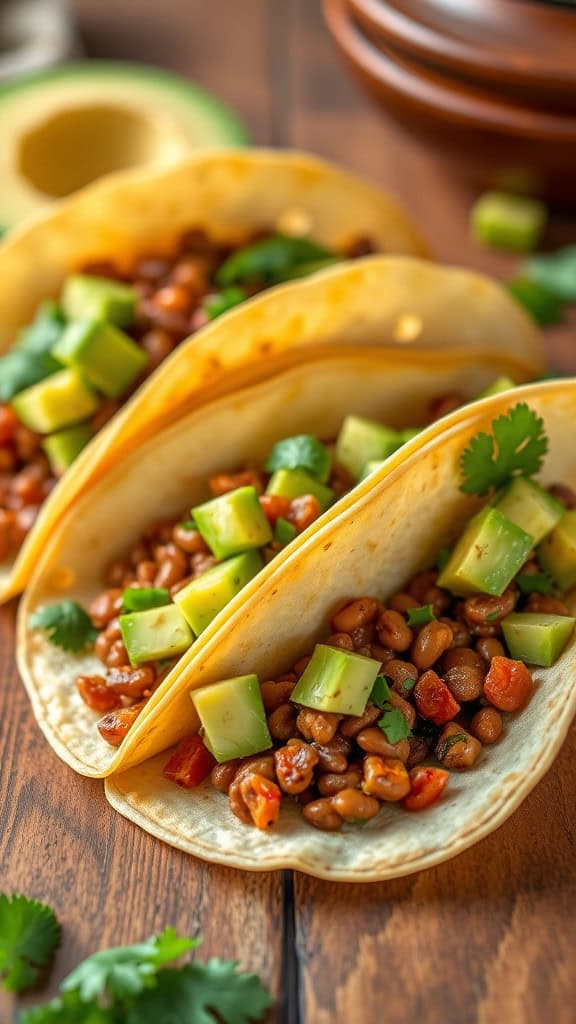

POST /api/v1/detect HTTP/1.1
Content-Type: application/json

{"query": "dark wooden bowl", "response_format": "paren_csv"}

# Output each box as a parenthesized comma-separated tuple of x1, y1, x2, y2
(323, 0, 576, 205)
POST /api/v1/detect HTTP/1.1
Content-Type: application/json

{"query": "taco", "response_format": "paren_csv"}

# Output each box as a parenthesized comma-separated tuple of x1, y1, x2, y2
(18, 260, 543, 779)
(0, 147, 429, 604)
(102, 381, 576, 880)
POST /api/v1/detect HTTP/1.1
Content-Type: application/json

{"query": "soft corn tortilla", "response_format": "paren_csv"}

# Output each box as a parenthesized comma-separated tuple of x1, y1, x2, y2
(104, 381, 576, 881)
(19, 338, 537, 778)
(0, 237, 541, 598)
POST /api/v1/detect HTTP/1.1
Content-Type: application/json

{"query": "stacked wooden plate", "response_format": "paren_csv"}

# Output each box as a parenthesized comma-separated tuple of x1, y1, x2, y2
(323, 0, 576, 204)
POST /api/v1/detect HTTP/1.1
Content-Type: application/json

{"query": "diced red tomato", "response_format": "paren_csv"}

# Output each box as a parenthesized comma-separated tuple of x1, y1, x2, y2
(164, 735, 216, 788)
(259, 494, 291, 525)
(286, 495, 322, 533)
(484, 656, 534, 712)
(0, 405, 19, 444)
(97, 703, 145, 747)
(209, 470, 263, 497)
(403, 766, 449, 811)
(241, 773, 282, 830)
(76, 675, 122, 712)
(413, 670, 461, 725)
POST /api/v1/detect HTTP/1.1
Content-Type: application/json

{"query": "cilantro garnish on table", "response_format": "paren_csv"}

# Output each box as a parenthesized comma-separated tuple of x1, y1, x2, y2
(0, 894, 60, 992)
(369, 676, 413, 744)
(460, 403, 548, 496)
(29, 601, 98, 653)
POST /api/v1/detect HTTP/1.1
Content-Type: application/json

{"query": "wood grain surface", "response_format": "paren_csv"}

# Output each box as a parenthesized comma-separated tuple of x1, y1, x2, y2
(1, 2, 575, 1022)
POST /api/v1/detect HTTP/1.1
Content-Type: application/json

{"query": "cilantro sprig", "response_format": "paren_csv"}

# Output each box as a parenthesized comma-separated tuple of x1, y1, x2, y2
(406, 604, 436, 628)
(0, 894, 60, 992)
(29, 601, 97, 653)
(2, 893, 272, 1023)
(369, 676, 413, 744)
(460, 403, 548, 496)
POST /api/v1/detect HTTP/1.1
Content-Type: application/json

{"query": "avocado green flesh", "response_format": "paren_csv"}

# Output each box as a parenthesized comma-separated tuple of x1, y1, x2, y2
(120, 604, 193, 665)
(494, 477, 564, 545)
(335, 415, 402, 482)
(11, 368, 98, 433)
(192, 486, 273, 560)
(191, 674, 272, 763)
(42, 422, 92, 475)
(174, 550, 263, 636)
(61, 275, 137, 327)
(360, 460, 386, 481)
(438, 507, 534, 597)
(477, 376, 516, 399)
(53, 318, 147, 398)
(538, 510, 576, 591)
(266, 468, 334, 511)
(502, 612, 575, 667)
(291, 644, 381, 716)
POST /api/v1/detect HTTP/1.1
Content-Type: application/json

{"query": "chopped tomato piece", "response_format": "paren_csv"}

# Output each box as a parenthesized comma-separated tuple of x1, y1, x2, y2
(259, 493, 291, 525)
(403, 766, 449, 811)
(97, 703, 145, 747)
(286, 495, 322, 533)
(413, 670, 460, 725)
(164, 735, 216, 788)
(209, 470, 264, 497)
(484, 656, 534, 712)
(76, 675, 122, 713)
(240, 773, 282, 830)
(0, 404, 19, 444)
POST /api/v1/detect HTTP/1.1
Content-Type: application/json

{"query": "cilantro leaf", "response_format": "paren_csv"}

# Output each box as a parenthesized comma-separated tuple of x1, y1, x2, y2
(0, 350, 61, 402)
(460, 403, 548, 496)
(266, 434, 331, 482)
(378, 707, 412, 744)
(203, 286, 247, 321)
(17, 301, 66, 355)
(406, 604, 436, 628)
(216, 235, 333, 287)
(18, 990, 114, 1024)
(436, 547, 451, 572)
(0, 893, 60, 992)
(517, 572, 554, 596)
(400, 677, 417, 695)
(121, 587, 171, 614)
(523, 245, 576, 301)
(437, 732, 468, 759)
(369, 675, 391, 709)
(29, 601, 98, 653)
(125, 960, 272, 1024)
(61, 929, 198, 1002)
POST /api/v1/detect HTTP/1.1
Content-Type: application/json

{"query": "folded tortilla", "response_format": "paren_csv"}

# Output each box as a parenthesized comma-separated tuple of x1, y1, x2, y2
(103, 381, 576, 881)
(0, 147, 432, 603)
(18, 259, 543, 779)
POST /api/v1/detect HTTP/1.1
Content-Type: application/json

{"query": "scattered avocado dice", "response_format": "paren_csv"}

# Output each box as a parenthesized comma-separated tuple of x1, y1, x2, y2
(174, 550, 263, 636)
(274, 516, 297, 546)
(191, 674, 272, 762)
(53, 319, 147, 398)
(192, 486, 273, 560)
(120, 604, 193, 665)
(502, 612, 575, 666)
(538, 509, 576, 591)
(62, 275, 137, 327)
(42, 422, 93, 476)
(335, 415, 402, 481)
(266, 468, 334, 511)
(11, 369, 99, 434)
(290, 643, 381, 716)
(477, 376, 516, 399)
(437, 506, 534, 597)
(494, 477, 564, 545)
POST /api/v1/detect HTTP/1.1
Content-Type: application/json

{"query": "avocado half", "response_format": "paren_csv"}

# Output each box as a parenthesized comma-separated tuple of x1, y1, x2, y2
(0, 61, 248, 228)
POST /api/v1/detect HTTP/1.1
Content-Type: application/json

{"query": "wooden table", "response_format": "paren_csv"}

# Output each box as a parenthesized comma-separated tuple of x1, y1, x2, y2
(2, 2, 576, 1021)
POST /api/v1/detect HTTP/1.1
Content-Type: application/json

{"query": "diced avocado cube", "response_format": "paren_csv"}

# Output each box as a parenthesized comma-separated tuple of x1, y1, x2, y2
(291, 644, 381, 716)
(477, 376, 516, 399)
(437, 506, 534, 597)
(471, 192, 546, 252)
(266, 468, 334, 511)
(120, 604, 193, 665)
(538, 510, 576, 591)
(274, 517, 297, 546)
(62, 274, 137, 327)
(335, 415, 402, 481)
(494, 477, 564, 545)
(191, 674, 272, 763)
(192, 486, 273, 560)
(360, 460, 386, 480)
(53, 319, 147, 399)
(502, 612, 575, 667)
(11, 369, 98, 434)
(174, 550, 263, 636)
(42, 422, 93, 476)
